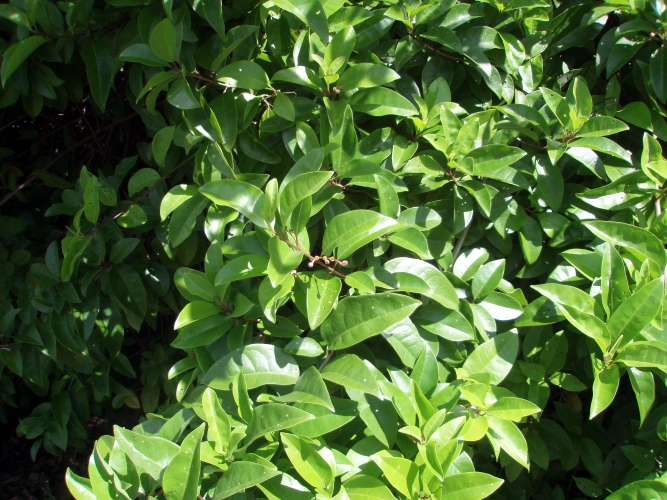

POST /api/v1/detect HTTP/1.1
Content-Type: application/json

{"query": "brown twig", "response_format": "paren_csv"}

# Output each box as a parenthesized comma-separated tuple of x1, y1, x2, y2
(516, 137, 548, 151)
(318, 350, 335, 371)
(0, 112, 139, 208)
(407, 30, 462, 61)
(275, 230, 347, 278)
(450, 219, 472, 269)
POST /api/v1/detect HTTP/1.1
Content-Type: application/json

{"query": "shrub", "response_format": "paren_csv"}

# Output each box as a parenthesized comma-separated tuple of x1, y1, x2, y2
(1, 0, 667, 498)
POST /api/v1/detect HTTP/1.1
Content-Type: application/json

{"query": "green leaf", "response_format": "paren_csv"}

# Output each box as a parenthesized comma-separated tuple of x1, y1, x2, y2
(343, 475, 397, 500)
(152, 125, 175, 167)
(257, 473, 313, 500)
(1, 36, 46, 86)
(245, 403, 314, 445)
(337, 64, 400, 90)
(607, 278, 664, 348)
(0, 344, 22, 376)
(114, 426, 179, 480)
(606, 480, 667, 500)
(534, 157, 563, 212)
(279, 171, 332, 222)
(479, 292, 523, 321)
(274, 93, 295, 121)
(566, 76, 592, 129)
(568, 137, 632, 164)
(167, 78, 200, 109)
(109, 239, 140, 265)
(272, 0, 329, 42)
(485, 397, 541, 421)
(150, 18, 176, 62)
(373, 455, 419, 498)
(561, 249, 602, 281)
(578, 116, 629, 137)
(322, 210, 400, 259)
(280, 433, 334, 490)
(268, 237, 303, 287)
(601, 242, 631, 316)
(321, 293, 420, 350)
(583, 221, 666, 275)
(259, 274, 294, 322)
(385, 258, 459, 309)
(468, 145, 527, 175)
(439, 472, 504, 500)
(128, 168, 161, 196)
(306, 270, 342, 330)
(174, 301, 220, 329)
(617, 342, 667, 370)
(119, 43, 169, 67)
(531, 284, 597, 316)
(213, 461, 280, 500)
(83, 177, 100, 224)
(628, 367, 655, 426)
(110, 265, 147, 322)
(274, 366, 333, 410)
(200, 180, 267, 229)
(284, 337, 324, 357)
(81, 41, 115, 113)
(590, 364, 620, 419)
(202, 387, 231, 453)
(215, 255, 269, 285)
(472, 259, 505, 300)
(557, 304, 611, 351)
(0, 5, 30, 27)
(386, 226, 431, 259)
(321, 354, 379, 396)
(200, 344, 300, 390)
(412, 302, 475, 342)
(461, 332, 519, 385)
(163, 424, 205, 500)
(66, 469, 95, 500)
(218, 61, 270, 90)
(519, 216, 542, 265)
(651, 46, 667, 103)
(349, 87, 419, 117)
(486, 415, 529, 468)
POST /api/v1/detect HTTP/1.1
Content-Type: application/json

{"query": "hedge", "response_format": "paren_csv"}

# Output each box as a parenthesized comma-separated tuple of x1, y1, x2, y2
(1, 0, 667, 498)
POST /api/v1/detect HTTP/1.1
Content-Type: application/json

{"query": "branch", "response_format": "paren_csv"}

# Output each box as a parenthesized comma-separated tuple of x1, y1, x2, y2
(0, 112, 139, 209)
(407, 30, 462, 61)
(516, 137, 547, 151)
(450, 220, 472, 269)
(274, 230, 347, 278)
(318, 350, 335, 371)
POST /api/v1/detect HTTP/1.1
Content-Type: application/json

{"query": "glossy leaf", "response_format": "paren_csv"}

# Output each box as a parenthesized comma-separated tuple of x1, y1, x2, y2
(321, 293, 420, 350)
(200, 345, 300, 390)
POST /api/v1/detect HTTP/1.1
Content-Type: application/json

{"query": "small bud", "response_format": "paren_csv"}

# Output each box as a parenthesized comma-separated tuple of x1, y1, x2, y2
(308, 261, 314, 268)
(341, 260, 348, 266)
(324, 259, 330, 265)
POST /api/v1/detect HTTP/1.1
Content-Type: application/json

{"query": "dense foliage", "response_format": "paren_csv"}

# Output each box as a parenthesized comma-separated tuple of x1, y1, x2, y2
(2, 0, 667, 498)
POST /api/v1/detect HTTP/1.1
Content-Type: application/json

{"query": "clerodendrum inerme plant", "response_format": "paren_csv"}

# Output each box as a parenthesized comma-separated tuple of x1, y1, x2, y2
(2, 0, 667, 498)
